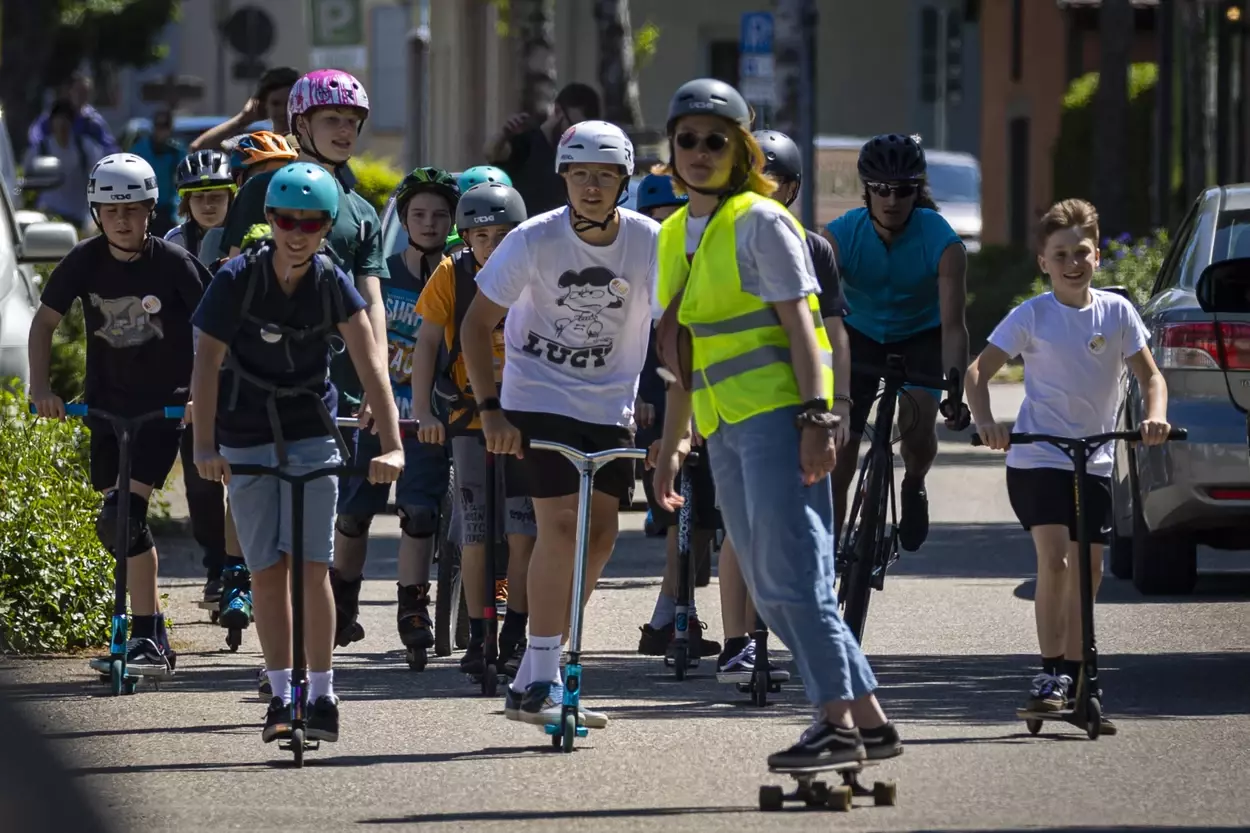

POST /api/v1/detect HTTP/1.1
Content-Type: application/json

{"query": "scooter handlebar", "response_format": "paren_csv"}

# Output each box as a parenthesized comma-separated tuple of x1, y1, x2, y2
(30, 403, 186, 420)
(971, 427, 1188, 447)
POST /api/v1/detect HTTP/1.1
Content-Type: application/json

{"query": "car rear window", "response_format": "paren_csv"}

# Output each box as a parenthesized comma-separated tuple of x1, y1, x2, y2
(1212, 208, 1250, 264)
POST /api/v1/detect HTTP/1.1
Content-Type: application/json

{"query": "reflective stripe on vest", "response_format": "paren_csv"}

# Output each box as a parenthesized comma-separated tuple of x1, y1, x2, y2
(656, 190, 835, 437)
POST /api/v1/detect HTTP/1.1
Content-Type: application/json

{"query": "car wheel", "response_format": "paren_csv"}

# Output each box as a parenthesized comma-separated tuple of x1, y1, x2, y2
(1109, 443, 1135, 580)
(1130, 483, 1198, 595)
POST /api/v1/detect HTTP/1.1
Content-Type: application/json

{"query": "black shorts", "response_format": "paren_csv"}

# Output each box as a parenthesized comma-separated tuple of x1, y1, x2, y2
(846, 324, 944, 435)
(1006, 466, 1112, 545)
(88, 417, 183, 491)
(505, 410, 635, 501)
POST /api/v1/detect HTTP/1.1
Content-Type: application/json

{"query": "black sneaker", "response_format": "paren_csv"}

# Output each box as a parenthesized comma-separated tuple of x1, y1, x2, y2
(460, 641, 485, 675)
(499, 636, 526, 678)
(262, 698, 292, 743)
(503, 686, 523, 721)
(899, 476, 929, 551)
(767, 721, 866, 769)
(125, 638, 173, 678)
(637, 623, 671, 656)
(307, 696, 340, 742)
(202, 574, 223, 604)
(717, 637, 753, 677)
(1026, 673, 1071, 712)
(860, 722, 904, 760)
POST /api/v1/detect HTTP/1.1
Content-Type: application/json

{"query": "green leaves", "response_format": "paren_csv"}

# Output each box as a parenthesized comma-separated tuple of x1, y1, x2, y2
(0, 386, 112, 653)
(348, 154, 405, 215)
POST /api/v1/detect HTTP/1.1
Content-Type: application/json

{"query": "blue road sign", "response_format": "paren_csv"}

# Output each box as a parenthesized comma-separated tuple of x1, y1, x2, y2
(740, 12, 773, 56)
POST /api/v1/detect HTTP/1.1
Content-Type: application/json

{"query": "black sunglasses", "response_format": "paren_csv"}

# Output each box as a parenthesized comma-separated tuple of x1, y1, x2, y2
(675, 131, 730, 153)
(866, 181, 921, 198)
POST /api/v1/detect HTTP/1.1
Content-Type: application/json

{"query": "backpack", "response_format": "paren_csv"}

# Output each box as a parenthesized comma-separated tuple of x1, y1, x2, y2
(431, 248, 489, 434)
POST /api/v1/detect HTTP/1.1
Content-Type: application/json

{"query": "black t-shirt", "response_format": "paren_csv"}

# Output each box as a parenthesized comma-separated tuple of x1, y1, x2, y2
(500, 127, 567, 216)
(40, 235, 207, 414)
(807, 232, 848, 319)
(192, 251, 367, 448)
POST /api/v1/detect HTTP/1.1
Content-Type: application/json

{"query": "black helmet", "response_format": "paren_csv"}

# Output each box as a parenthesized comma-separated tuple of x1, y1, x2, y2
(175, 150, 233, 194)
(753, 130, 802, 184)
(457, 183, 527, 229)
(857, 134, 926, 183)
(666, 78, 751, 132)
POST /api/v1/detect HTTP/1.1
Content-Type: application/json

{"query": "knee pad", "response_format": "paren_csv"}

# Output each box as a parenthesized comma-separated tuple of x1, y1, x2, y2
(335, 513, 374, 539)
(96, 490, 154, 558)
(397, 504, 439, 539)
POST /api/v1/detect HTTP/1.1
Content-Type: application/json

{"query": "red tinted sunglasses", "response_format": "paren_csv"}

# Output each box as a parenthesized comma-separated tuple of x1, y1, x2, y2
(268, 212, 330, 233)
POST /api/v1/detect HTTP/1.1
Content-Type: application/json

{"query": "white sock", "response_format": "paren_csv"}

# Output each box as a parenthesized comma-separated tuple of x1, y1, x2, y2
(308, 670, 335, 702)
(268, 668, 293, 706)
(510, 645, 535, 693)
(649, 594, 676, 629)
(528, 634, 562, 691)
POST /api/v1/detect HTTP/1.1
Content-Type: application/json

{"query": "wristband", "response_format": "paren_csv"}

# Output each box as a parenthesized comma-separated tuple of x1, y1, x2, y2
(478, 397, 502, 413)
(799, 397, 830, 414)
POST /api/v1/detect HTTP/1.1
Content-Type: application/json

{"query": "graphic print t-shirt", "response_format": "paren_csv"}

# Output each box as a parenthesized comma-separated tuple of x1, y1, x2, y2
(39, 235, 208, 415)
(475, 206, 660, 428)
(383, 252, 439, 420)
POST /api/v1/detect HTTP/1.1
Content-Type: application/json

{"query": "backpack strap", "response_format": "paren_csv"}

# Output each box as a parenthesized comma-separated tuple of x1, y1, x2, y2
(443, 248, 480, 372)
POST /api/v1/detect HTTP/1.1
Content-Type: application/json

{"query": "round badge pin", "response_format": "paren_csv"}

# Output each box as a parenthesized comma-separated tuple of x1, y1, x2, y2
(260, 324, 284, 344)
(1088, 333, 1107, 355)
(141, 295, 162, 314)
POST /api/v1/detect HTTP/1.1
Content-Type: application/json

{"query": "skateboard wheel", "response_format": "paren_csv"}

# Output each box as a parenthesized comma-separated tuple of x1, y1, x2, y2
(291, 728, 305, 768)
(1086, 698, 1102, 740)
(826, 785, 852, 811)
(872, 781, 897, 806)
(1025, 718, 1043, 735)
(759, 785, 784, 811)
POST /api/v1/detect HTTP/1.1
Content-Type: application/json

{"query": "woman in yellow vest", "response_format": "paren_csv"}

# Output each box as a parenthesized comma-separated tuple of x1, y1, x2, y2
(651, 78, 902, 769)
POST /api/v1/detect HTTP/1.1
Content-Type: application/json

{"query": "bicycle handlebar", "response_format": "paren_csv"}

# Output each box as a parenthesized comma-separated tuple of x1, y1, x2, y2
(851, 361, 955, 394)
(971, 427, 1189, 448)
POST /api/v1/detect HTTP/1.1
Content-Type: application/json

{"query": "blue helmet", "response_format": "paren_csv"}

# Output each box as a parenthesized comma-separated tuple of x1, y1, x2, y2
(265, 163, 340, 221)
(635, 173, 687, 213)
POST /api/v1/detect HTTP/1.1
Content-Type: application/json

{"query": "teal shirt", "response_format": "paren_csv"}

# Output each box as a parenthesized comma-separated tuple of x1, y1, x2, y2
(217, 166, 390, 404)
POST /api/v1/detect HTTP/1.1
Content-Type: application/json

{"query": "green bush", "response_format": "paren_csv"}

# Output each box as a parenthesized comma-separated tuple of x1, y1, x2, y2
(1012, 230, 1170, 308)
(348, 153, 404, 214)
(0, 385, 112, 653)
(1052, 63, 1161, 238)
(966, 245, 1042, 352)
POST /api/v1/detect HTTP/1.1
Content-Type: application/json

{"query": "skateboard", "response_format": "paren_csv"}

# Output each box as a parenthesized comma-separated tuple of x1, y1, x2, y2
(759, 760, 896, 812)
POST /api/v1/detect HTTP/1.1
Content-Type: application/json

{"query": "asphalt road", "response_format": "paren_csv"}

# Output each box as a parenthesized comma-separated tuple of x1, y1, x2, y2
(3, 384, 1249, 833)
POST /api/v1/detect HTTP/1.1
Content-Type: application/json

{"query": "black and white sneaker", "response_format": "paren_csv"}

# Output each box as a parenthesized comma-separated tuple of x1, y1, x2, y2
(503, 686, 523, 721)
(1026, 673, 1071, 712)
(262, 698, 292, 743)
(767, 720, 866, 769)
(89, 638, 173, 678)
(716, 638, 791, 684)
(307, 695, 340, 742)
(860, 722, 904, 760)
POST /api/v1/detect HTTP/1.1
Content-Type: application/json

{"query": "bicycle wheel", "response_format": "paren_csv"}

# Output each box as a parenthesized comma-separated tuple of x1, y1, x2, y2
(840, 446, 890, 644)
(434, 479, 461, 657)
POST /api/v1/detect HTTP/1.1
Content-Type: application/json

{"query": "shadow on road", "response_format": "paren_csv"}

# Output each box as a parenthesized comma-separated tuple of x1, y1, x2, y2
(1015, 574, 1250, 603)
(358, 806, 751, 825)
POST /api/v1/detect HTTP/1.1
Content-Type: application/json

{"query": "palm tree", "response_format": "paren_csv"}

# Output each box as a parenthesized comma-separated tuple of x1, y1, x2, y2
(512, 0, 557, 118)
(594, 0, 644, 127)
(1092, 0, 1133, 238)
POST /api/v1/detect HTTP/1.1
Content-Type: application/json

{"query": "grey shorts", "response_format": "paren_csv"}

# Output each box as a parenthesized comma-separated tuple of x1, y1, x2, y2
(451, 435, 536, 545)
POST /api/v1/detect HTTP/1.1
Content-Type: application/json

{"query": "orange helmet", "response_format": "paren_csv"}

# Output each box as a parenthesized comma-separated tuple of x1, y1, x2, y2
(227, 130, 297, 174)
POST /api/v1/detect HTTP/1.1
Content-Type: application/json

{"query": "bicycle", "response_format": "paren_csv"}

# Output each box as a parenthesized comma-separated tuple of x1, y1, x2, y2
(837, 357, 967, 645)
(972, 426, 1187, 739)
(29, 403, 186, 696)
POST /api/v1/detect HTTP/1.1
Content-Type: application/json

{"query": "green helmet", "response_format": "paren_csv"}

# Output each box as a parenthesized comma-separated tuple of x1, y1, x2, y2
(445, 227, 464, 252)
(458, 165, 512, 193)
(395, 166, 460, 214)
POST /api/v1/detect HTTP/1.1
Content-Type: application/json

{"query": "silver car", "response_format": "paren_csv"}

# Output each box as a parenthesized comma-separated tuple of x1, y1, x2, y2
(1111, 184, 1250, 594)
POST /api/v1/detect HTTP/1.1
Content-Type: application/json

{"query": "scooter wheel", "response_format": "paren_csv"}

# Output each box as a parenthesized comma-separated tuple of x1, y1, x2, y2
(123, 676, 139, 695)
(209, 610, 220, 624)
(751, 673, 768, 707)
(1025, 718, 1043, 735)
(291, 728, 305, 768)
(561, 712, 577, 753)
(226, 628, 242, 653)
(407, 648, 428, 671)
(482, 664, 498, 697)
(673, 646, 688, 681)
(1086, 698, 1102, 740)
(109, 660, 124, 697)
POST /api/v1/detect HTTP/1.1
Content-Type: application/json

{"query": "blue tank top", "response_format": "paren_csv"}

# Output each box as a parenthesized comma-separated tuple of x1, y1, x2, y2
(825, 207, 961, 343)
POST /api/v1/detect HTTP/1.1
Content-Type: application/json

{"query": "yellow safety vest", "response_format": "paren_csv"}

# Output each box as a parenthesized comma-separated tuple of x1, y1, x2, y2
(656, 190, 834, 437)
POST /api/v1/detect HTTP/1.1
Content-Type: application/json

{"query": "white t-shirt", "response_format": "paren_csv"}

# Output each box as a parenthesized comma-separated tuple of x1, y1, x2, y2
(988, 289, 1149, 476)
(475, 206, 660, 427)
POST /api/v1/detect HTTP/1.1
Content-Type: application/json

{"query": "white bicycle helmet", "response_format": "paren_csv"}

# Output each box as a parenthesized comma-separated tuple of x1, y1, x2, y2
(555, 121, 635, 176)
(88, 154, 160, 205)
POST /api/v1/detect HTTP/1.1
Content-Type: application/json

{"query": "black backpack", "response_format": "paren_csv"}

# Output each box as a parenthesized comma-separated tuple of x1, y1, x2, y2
(431, 249, 490, 434)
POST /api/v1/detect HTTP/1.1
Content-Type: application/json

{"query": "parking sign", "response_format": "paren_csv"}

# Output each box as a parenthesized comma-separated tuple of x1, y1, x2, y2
(740, 12, 776, 107)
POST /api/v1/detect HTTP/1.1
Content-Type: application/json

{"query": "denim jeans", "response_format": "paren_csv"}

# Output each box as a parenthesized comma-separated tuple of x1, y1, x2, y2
(707, 405, 878, 706)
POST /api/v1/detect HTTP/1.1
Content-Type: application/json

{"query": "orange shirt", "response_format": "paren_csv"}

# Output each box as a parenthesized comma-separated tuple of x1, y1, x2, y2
(414, 255, 506, 431)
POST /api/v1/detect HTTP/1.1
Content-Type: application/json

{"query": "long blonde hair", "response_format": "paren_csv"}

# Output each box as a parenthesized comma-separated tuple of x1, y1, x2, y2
(654, 118, 778, 199)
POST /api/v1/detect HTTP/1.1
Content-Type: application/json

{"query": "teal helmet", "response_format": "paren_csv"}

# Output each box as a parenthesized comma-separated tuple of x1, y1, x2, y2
(636, 173, 687, 213)
(265, 163, 340, 221)
(458, 165, 512, 193)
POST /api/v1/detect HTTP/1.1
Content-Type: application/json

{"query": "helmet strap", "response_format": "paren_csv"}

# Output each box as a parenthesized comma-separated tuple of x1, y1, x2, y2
(91, 206, 151, 260)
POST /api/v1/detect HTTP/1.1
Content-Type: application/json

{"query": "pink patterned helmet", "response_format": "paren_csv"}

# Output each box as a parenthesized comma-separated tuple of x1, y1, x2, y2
(286, 69, 370, 131)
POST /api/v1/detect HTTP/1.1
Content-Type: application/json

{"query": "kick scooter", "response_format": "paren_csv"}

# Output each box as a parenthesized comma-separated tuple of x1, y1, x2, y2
(31, 403, 186, 696)
(471, 448, 509, 695)
(664, 451, 699, 679)
(972, 425, 1187, 739)
(528, 439, 648, 753)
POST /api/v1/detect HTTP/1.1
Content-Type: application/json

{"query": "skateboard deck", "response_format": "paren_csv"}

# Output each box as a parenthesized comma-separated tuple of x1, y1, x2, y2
(718, 668, 791, 685)
(760, 760, 895, 812)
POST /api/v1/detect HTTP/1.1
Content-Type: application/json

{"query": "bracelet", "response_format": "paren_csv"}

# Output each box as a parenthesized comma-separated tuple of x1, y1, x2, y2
(478, 397, 502, 412)
(799, 397, 830, 414)
(795, 410, 840, 431)
(833, 394, 853, 408)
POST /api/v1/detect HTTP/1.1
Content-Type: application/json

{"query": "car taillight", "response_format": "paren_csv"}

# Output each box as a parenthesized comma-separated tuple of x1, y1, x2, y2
(1208, 488, 1250, 500)
(1156, 322, 1250, 370)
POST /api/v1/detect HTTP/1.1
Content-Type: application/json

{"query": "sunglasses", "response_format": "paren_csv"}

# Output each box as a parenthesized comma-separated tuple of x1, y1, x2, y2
(268, 212, 329, 233)
(675, 131, 730, 154)
(866, 181, 920, 198)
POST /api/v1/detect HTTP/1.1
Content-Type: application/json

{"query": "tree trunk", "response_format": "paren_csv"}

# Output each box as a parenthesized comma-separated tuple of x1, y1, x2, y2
(1092, 0, 1132, 238)
(512, 0, 558, 119)
(772, 0, 804, 136)
(594, 0, 643, 127)
(0, 0, 63, 156)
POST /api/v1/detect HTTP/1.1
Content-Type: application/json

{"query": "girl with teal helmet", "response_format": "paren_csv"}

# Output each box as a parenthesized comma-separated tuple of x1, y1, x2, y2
(458, 165, 512, 193)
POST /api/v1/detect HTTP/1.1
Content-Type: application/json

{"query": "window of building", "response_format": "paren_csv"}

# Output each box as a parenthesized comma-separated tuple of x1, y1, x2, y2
(708, 40, 740, 88)
(369, 4, 409, 133)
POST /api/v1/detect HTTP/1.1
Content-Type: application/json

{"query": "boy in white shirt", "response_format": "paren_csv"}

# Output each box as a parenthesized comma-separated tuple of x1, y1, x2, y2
(965, 198, 1171, 716)
(459, 121, 659, 728)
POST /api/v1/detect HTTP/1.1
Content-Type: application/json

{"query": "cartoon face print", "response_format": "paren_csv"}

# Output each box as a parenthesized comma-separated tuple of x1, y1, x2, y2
(553, 266, 627, 346)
